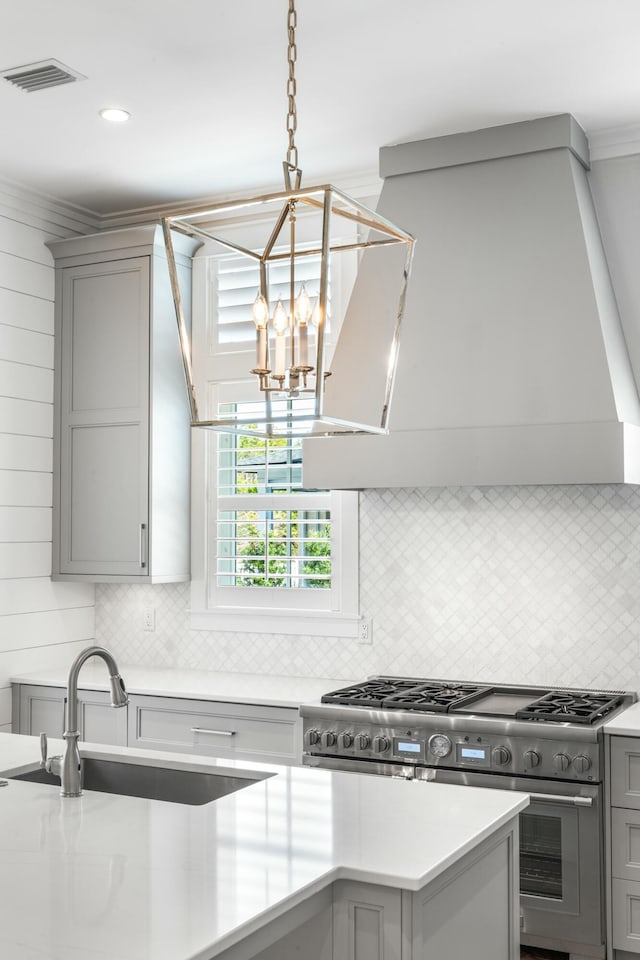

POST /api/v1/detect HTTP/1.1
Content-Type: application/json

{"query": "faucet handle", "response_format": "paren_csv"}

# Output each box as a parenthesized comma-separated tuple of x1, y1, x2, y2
(40, 732, 48, 767)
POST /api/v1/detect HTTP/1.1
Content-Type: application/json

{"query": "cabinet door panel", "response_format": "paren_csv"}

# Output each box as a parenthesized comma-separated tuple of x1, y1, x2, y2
(18, 686, 65, 737)
(68, 266, 146, 413)
(79, 695, 127, 746)
(612, 808, 640, 882)
(64, 423, 146, 571)
(611, 738, 640, 809)
(332, 881, 402, 960)
(613, 878, 640, 952)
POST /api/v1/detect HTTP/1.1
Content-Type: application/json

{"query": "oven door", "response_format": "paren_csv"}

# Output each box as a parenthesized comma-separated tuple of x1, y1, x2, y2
(421, 767, 603, 954)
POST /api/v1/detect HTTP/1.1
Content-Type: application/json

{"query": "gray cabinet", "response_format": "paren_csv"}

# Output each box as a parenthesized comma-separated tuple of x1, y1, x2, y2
(12, 685, 301, 764)
(47, 225, 199, 582)
(227, 818, 519, 960)
(609, 736, 640, 955)
(127, 694, 301, 764)
(12, 683, 127, 745)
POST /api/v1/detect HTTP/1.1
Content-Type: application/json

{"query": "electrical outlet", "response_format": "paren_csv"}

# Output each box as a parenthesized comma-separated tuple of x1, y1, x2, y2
(143, 606, 156, 632)
(358, 617, 372, 644)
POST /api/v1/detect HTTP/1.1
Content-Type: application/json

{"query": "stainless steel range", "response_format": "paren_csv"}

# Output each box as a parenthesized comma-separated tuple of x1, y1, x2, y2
(301, 677, 637, 960)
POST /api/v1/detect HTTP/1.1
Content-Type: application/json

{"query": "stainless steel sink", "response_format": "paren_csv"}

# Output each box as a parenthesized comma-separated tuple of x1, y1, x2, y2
(11, 758, 263, 805)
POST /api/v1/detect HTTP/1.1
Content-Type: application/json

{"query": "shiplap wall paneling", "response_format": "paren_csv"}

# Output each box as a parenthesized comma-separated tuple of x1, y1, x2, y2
(0, 198, 95, 728)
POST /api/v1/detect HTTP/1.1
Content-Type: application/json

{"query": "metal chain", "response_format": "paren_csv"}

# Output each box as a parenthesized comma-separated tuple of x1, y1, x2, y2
(286, 0, 299, 172)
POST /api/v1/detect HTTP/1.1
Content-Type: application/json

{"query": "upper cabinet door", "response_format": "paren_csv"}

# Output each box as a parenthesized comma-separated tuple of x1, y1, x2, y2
(57, 257, 150, 577)
(49, 224, 198, 583)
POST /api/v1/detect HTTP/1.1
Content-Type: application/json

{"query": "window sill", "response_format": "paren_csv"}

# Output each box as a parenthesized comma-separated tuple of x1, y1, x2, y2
(190, 607, 363, 638)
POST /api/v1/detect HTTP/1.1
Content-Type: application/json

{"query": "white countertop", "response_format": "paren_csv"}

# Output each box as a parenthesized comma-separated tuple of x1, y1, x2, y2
(0, 732, 528, 960)
(9, 666, 352, 708)
(604, 700, 640, 736)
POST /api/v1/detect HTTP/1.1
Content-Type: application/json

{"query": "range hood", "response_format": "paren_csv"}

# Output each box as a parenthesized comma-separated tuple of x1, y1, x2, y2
(303, 114, 640, 488)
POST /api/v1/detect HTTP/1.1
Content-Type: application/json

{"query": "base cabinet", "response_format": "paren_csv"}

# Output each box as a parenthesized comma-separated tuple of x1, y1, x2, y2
(216, 819, 519, 960)
(608, 736, 640, 956)
(12, 685, 301, 764)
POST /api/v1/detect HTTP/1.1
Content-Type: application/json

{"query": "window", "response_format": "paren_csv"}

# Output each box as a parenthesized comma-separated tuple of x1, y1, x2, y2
(216, 405, 331, 590)
(189, 229, 359, 637)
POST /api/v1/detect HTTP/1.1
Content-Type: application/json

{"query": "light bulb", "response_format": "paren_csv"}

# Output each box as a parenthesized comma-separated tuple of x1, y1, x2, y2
(273, 299, 289, 334)
(295, 284, 312, 325)
(311, 299, 323, 328)
(253, 293, 269, 328)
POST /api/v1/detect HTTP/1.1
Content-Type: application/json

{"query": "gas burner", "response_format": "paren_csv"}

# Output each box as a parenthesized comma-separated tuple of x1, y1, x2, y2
(382, 682, 490, 713)
(320, 677, 425, 707)
(516, 691, 624, 725)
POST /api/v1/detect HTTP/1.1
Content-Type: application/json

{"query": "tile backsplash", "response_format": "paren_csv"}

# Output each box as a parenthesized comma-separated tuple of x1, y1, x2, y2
(96, 485, 640, 692)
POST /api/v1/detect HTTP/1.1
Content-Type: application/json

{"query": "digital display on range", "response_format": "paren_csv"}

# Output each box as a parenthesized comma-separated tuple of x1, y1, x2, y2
(456, 742, 490, 766)
(393, 738, 424, 760)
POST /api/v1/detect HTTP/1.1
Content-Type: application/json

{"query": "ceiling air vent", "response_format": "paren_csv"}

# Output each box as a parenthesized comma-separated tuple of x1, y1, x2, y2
(0, 59, 86, 92)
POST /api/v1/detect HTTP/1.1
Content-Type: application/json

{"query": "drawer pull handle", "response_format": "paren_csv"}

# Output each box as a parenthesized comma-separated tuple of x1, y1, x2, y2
(191, 727, 236, 737)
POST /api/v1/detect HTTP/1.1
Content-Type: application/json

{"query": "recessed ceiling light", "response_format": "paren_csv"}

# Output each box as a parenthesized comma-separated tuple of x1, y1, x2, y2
(99, 107, 130, 122)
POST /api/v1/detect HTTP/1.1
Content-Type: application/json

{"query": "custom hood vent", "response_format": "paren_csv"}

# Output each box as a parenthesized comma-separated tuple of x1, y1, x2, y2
(304, 114, 640, 488)
(0, 59, 86, 92)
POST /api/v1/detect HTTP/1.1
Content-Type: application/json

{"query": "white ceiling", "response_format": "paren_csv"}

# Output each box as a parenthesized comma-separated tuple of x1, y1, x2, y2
(2, 0, 640, 216)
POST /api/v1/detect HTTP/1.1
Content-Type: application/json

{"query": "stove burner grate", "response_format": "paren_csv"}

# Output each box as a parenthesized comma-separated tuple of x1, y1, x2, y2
(320, 677, 426, 708)
(382, 682, 490, 713)
(321, 677, 492, 712)
(516, 691, 624, 724)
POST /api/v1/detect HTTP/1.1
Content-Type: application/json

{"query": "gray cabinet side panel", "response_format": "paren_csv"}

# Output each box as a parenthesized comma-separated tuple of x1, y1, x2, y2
(412, 822, 518, 960)
(148, 252, 191, 580)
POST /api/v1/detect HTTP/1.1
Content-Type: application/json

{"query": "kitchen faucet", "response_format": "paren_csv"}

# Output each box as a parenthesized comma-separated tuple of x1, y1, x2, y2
(41, 646, 128, 797)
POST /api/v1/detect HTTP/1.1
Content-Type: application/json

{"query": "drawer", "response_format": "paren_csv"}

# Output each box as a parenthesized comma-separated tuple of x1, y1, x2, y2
(128, 694, 300, 763)
(611, 738, 640, 809)
(613, 808, 640, 881)
(613, 878, 640, 952)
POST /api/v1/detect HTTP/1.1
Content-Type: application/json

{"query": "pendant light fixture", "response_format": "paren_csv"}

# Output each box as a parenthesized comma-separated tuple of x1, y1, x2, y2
(163, 0, 414, 438)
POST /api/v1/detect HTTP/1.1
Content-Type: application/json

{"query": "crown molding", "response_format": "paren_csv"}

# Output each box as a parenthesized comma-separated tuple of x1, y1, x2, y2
(588, 123, 640, 162)
(0, 175, 99, 236)
(97, 169, 383, 230)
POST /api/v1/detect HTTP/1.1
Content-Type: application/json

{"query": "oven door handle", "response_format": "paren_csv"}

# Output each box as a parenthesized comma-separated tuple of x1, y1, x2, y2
(527, 791, 593, 808)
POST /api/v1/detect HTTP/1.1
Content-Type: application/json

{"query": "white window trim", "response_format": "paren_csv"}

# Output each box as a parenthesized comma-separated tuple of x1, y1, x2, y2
(188, 251, 361, 638)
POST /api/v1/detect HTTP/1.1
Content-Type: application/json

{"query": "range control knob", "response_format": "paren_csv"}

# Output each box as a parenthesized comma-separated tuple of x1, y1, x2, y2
(523, 750, 541, 768)
(553, 752, 571, 773)
(338, 732, 353, 750)
(356, 734, 370, 751)
(373, 736, 390, 754)
(572, 754, 592, 774)
(305, 729, 320, 747)
(492, 746, 512, 766)
(320, 731, 337, 749)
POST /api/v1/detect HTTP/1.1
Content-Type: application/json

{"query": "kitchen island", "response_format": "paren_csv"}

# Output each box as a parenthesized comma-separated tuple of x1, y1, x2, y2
(0, 733, 527, 960)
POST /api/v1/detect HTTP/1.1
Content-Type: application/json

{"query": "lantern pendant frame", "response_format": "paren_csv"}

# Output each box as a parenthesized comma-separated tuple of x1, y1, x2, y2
(162, 183, 414, 439)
